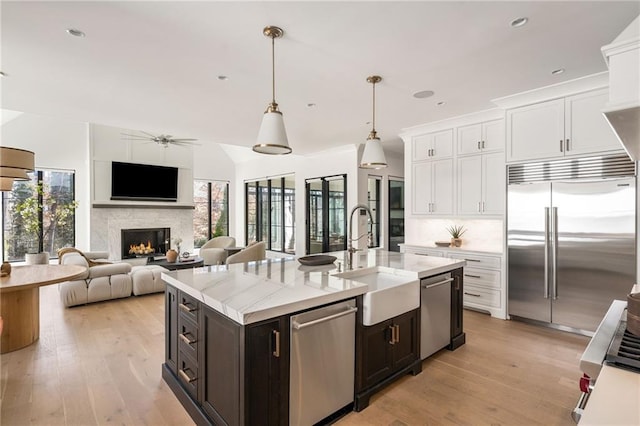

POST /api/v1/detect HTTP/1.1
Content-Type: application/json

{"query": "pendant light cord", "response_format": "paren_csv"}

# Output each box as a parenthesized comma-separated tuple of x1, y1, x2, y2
(271, 35, 276, 105)
(371, 80, 376, 133)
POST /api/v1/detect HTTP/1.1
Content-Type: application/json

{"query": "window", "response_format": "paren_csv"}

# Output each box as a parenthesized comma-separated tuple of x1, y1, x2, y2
(306, 174, 347, 254)
(388, 178, 405, 252)
(193, 180, 229, 249)
(245, 175, 295, 253)
(367, 176, 381, 248)
(2, 169, 77, 262)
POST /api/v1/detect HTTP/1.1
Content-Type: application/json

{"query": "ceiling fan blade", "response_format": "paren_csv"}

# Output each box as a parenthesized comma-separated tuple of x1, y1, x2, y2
(121, 133, 152, 140)
(172, 141, 201, 147)
(140, 131, 158, 138)
(170, 138, 198, 142)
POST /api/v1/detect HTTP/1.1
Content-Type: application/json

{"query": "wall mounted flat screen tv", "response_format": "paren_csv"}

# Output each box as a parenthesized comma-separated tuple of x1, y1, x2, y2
(111, 161, 178, 202)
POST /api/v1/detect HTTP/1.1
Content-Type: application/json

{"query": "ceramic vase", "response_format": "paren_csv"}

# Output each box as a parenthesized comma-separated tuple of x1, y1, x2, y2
(166, 249, 178, 263)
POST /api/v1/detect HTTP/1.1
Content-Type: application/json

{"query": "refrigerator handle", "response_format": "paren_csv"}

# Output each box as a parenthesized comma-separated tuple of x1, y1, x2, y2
(552, 207, 558, 300)
(544, 207, 550, 299)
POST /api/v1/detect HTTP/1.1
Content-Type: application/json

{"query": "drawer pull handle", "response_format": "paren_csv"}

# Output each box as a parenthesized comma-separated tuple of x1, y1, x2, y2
(464, 259, 481, 262)
(179, 333, 197, 345)
(273, 330, 280, 358)
(464, 292, 482, 297)
(179, 302, 197, 313)
(389, 325, 399, 345)
(179, 368, 196, 383)
(464, 274, 482, 279)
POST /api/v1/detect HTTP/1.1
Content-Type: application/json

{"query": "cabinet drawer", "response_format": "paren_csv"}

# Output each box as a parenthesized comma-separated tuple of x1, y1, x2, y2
(463, 268, 501, 289)
(178, 291, 199, 324)
(448, 252, 501, 269)
(178, 315, 199, 360)
(402, 246, 444, 257)
(178, 350, 199, 400)
(463, 284, 501, 308)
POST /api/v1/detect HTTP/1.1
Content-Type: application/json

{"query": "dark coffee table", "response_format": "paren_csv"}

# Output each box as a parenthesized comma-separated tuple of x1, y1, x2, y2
(149, 256, 204, 270)
(223, 247, 244, 257)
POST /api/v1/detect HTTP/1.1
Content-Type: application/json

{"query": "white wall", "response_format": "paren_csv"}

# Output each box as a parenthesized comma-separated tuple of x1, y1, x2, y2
(1, 111, 91, 251)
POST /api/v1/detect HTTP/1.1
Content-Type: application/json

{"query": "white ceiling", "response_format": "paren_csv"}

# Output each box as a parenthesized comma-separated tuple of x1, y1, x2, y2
(2, 1, 639, 157)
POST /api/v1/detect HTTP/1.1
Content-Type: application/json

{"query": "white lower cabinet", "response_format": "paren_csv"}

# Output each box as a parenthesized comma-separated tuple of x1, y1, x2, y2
(401, 245, 506, 319)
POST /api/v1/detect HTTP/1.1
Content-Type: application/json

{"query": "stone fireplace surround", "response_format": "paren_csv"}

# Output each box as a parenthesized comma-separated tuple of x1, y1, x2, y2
(90, 206, 194, 260)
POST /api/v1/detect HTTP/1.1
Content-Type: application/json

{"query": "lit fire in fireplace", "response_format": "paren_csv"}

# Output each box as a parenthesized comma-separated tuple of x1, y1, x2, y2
(129, 241, 154, 255)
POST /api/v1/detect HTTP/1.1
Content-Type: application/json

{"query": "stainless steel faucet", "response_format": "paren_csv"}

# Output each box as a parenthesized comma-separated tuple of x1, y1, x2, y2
(347, 203, 374, 270)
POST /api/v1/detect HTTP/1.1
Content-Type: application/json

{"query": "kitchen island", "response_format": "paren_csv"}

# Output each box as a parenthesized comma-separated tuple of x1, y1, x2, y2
(161, 249, 465, 425)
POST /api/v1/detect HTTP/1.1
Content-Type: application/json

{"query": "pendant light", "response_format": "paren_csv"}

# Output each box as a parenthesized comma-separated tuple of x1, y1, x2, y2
(253, 26, 292, 155)
(360, 75, 387, 169)
(0, 146, 35, 191)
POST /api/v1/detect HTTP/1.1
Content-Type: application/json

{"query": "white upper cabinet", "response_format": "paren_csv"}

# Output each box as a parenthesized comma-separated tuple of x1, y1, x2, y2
(506, 98, 565, 162)
(457, 119, 504, 156)
(412, 159, 454, 215)
(482, 152, 505, 215)
(457, 152, 504, 216)
(506, 88, 622, 162)
(412, 129, 453, 161)
(565, 89, 622, 156)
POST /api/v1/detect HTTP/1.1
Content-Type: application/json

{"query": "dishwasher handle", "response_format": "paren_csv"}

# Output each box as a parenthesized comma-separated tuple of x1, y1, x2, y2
(422, 277, 454, 289)
(292, 307, 358, 330)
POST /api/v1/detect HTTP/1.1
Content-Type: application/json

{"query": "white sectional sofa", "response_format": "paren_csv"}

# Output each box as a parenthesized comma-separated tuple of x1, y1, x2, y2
(58, 251, 168, 307)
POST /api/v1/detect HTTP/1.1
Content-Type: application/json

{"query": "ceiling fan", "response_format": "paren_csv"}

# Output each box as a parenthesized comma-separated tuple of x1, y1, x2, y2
(121, 131, 200, 148)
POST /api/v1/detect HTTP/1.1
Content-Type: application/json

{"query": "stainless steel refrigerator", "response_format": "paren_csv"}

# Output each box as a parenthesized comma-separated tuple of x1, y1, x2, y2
(507, 155, 636, 334)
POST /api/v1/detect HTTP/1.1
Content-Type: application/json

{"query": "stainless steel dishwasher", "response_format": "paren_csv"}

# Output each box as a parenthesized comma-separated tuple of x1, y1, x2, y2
(290, 299, 357, 425)
(421, 272, 452, 359)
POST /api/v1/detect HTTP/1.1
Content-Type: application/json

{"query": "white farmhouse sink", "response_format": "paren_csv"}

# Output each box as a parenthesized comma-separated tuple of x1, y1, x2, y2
(333, 267, 419, 325)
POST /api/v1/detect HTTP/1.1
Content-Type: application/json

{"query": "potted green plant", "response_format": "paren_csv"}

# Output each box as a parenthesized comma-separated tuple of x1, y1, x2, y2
(446, 224, 466, 247)
(13, 181, 78, 264)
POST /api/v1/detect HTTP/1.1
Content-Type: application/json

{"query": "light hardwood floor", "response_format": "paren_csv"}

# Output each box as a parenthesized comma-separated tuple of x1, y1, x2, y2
(1, 285, 588, 426)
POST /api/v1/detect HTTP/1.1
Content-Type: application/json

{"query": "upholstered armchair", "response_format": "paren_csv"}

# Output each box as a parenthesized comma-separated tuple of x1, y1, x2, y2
(200, 236, 236, 266)
(225, 241, 266, 265)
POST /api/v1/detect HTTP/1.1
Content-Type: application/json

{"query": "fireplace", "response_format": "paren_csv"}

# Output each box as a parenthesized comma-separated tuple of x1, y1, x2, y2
(121, 227, 170, 259)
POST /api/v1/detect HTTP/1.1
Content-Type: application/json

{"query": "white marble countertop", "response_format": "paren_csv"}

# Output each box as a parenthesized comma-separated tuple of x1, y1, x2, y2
(161, 249, 465, 325)
(400, 243, 503, 255)
(579, 365, 640, 425)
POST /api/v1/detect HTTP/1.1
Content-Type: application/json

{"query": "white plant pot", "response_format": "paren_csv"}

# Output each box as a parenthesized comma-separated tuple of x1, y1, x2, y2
(25, 252, 50, 265)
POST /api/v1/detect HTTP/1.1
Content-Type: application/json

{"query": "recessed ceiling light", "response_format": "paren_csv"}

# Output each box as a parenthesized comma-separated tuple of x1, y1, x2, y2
(217, 75, 228, 81)
(413, 90, 435, 99)
(510, 17, 528, 28)
(551, 68, 565, 75)
(66, 28, 85, 37)
(306, 103, 316, 108)
(436, 101, 446, 107)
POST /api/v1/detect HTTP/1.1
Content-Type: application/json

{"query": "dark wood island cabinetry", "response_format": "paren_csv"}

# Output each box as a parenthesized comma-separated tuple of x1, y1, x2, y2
(163, 287, 289, 425)
(161, 252, 466, 425)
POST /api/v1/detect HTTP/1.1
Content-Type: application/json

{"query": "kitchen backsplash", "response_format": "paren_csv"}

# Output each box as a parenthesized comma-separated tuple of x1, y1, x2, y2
(405, 218, 504, 253)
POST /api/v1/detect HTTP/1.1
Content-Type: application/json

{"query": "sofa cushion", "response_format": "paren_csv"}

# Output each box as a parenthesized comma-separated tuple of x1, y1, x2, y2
(87, 262, 132, 279)
(131, 265, 168, 295)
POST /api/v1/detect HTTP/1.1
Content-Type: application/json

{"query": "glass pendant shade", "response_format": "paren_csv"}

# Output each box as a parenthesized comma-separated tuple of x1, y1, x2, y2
(360, 136, 387, 169)
(0, 177, 14, 192)
(254, 110, 292, 155)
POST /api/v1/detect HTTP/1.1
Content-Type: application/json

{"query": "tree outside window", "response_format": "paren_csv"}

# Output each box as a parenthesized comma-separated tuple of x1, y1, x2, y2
(193, 180, 229, 248)
(2, 170, 77, 261)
